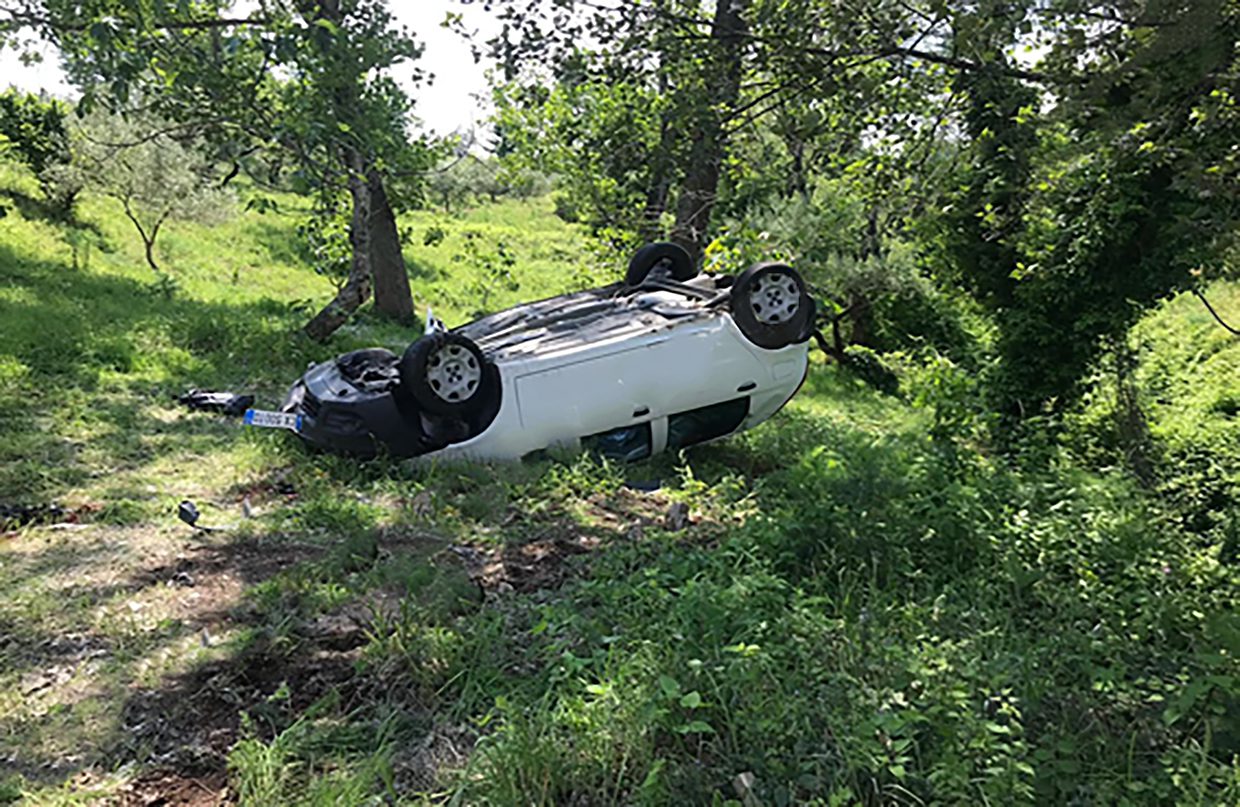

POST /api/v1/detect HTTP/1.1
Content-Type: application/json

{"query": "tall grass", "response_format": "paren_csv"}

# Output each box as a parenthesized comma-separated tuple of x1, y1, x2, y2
(1, 154, 1238, 805)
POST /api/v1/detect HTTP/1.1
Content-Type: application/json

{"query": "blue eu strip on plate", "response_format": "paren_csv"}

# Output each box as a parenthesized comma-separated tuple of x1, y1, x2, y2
(244, 409, 302, 432)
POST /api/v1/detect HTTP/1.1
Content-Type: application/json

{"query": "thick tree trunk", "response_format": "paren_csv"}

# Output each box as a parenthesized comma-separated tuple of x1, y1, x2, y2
(299, 0, 386, 340)
(304, 150, 373, 342)
(367, 169, 414, 323)
(670, 0, 748, 263)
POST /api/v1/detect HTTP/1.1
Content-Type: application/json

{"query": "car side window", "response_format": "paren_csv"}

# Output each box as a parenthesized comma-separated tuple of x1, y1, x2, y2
(582, 422, 653, 462)
(666, 398, 750, 450)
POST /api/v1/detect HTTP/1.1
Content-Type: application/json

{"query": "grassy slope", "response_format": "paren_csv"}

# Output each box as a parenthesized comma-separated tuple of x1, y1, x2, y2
(1, 162, 1238, 805)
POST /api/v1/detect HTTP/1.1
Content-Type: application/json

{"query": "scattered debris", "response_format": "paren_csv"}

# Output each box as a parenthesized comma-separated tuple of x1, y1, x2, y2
(176, 500, 231, 533)
(0, 503, 69, 528)
(448, 544, 487, 566)
(170, 571, 196, 588)
(409, 490, 433, 519)
(21, 666, 73, 696)
(177, 500, 200, 527)
(176, 389, 255, 417)
(733, 771, 761, 807)
(665, 502, 690, 532)
(115, 769, 230, 807)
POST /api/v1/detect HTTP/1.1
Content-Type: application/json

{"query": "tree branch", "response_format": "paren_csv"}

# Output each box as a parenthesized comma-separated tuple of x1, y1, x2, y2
(1, 9, 273, 34)
(1193, 288, 1240, 336)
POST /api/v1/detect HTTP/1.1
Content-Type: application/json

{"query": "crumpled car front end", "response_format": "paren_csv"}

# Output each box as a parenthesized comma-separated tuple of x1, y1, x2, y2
(282, 348, 500, 459)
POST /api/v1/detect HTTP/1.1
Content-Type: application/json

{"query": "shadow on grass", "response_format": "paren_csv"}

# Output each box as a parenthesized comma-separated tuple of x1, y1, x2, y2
(0, 239, 345, 502)
(0, 530, 329, 783)
(0, 478, 680, 799)
(0, 185, 106, 242)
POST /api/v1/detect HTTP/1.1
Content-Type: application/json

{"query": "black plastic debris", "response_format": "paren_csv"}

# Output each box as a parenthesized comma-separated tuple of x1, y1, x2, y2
(176, 389, 255, 417)
(0, 503, 68, 528)
(176, 499, 230, 533)
(170, 571, 196, 588)
(177, 500, 200, 527)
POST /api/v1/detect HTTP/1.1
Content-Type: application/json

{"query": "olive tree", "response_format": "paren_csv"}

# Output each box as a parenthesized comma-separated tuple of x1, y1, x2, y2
(54, 109, 233, 274)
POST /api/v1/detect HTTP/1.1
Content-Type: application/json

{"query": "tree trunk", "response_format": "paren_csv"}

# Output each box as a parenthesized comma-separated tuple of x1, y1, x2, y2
(848, 291, 872, 346)
(847, 208, 880, 346)
(670, 0, 748, 263)
(304, 149, 373, 342)
(638, 71, 677, 243)
(1114, 341, 1155, 485)
(786, 136, 807, 200)
(298, 0, 383, 340)
(121, 200, 164, 273)
(640, 174, 673, 243)
(367, 169, 414, 324)
(143, 237, 158, 273)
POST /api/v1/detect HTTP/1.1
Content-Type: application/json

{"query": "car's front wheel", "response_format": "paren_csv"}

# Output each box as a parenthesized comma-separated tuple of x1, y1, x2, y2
(399, 332, 497, 416)
(729, 262, 814, 349)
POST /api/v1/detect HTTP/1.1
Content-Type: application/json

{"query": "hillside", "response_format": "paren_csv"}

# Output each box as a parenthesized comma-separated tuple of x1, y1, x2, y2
(1, 162, 1238, 805)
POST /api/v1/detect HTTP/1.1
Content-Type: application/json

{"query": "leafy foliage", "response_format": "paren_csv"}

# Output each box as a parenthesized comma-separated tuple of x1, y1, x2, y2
(0, 89, 76, 214)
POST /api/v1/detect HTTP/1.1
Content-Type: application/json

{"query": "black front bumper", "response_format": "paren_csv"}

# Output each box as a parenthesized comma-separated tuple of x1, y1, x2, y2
(282, 351, 501, 459)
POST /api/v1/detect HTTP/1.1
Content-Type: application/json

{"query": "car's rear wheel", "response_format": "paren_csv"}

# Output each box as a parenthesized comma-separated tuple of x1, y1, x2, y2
(625, 242, 697, 286)
(730, 262, 814, 349)
(399, 333, 496, 416)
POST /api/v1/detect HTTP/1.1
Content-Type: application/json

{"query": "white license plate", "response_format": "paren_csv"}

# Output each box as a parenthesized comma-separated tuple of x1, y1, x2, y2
(244, 409, 302, 431)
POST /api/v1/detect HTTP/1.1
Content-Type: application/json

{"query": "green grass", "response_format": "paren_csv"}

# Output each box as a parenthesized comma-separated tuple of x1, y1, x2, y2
(1, 156, 1238, 805)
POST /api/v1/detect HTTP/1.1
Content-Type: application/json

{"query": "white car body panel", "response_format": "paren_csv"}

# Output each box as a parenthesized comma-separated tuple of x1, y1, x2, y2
(424, 308, 808, 463)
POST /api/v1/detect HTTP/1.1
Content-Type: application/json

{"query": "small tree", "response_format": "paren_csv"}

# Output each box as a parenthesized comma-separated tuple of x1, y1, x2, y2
(60, 110, 232, 274)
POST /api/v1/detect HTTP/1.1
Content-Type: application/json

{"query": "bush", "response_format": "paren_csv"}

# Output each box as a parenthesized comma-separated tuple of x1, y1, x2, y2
(552, 191, 580, 223)
(0, 89, 78, 215)
(841, 344, 899, 394)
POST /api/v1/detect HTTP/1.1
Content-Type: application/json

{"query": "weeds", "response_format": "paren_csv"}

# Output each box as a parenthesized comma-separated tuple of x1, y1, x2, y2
(2, 155, 1238, 804)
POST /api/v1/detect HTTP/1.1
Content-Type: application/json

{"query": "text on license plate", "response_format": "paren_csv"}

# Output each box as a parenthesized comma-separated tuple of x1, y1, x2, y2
(244, 409, 302, 431)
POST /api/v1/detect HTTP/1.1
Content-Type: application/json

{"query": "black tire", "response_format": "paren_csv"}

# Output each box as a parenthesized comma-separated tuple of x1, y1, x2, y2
(398, 332, 496, 416)
(625, 242, 696, 286)
(729, 262, 814, 349)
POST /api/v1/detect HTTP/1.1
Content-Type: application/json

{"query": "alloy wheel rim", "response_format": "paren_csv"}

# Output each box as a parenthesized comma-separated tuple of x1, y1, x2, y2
(426, 344, 481, 403)
(749, 272, 801, 324)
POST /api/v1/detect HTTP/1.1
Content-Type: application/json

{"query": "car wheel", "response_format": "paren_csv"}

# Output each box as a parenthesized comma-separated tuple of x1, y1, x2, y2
(730, 262, 813, 349)
(399, 333, 495, 416)
(625, 242, 697, 286)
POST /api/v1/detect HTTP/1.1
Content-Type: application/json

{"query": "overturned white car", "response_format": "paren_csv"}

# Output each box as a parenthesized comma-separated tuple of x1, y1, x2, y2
(258, 243, 814, 461)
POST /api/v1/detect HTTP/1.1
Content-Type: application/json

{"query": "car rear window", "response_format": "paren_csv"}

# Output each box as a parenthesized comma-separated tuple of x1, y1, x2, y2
(667, 398, 749, 449)
(582, 422, 653, 462)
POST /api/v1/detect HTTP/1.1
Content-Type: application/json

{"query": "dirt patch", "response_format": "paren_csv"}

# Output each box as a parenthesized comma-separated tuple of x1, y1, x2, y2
(117, 643, 365, 774)
(111, 769, 231, 806)
(129, 541, 321, 627)
(456, 488, 675, 595)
